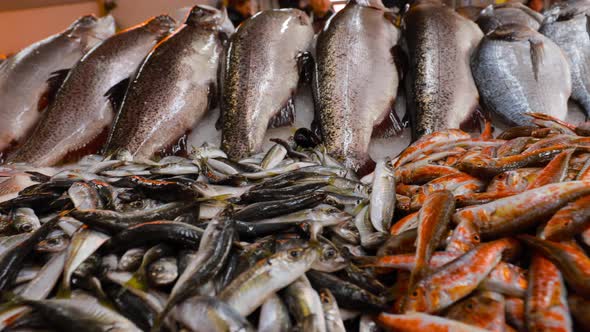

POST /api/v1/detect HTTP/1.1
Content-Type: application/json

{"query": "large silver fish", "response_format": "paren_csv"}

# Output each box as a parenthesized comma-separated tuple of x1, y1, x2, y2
(105, 6, 234, 160)
(314, 0, 401, 174)
(471, 24, 571, 126)
(220, 9, 314, 160)
(0, 15, 114, 160)
(476, 2, 544, 34)
(541, 0, 590, 118)
(404, 0, 483, 139)
(7, 15, 176, 166)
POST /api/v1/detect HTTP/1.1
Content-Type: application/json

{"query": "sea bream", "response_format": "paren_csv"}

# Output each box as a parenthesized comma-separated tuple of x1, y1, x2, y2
(404, 0, 483, 140)
(0, 15, 115, 161)
(313, 0, 402, 174)
(471, 24, 571, 126)
(7, 15, 176, 166)
(540, 0, 590, 118)
(220, 9, 314, 160)
(476, 2, 544, 34)
(105, 6, 234, 160)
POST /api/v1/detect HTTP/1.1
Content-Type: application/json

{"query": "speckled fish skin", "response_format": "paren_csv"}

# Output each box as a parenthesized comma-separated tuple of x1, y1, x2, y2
(314, 0, 401, 173)
(7, 15, 176, 166)
(526, 254, 573, 332)
(541, 194, 590, 241)
(445, 291, 506, 331)
(0, 15, 114, 156)
(377, 312, 489, 332)
(403, 238, 521, 313)
(518, 235, 590, 297)
(106, 6, 232, 159)
(221, 9, 314, 160)
(411, 190, 455, 285)
(476, 2, 544, 34)
(541, 1, 590, 117)
(453, 181, 590, 239)
(471, 24, 571, 127)
(404, 0, 482, 139)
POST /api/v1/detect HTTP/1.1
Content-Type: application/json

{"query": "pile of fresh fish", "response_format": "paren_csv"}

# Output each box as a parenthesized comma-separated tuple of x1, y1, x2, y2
(3, 0, 590, 177)
(0, 112, 588, 331)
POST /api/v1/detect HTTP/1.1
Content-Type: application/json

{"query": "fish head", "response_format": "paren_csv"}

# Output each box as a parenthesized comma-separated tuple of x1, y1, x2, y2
(312, 240, 349, 272)
(145, 15, 177, 39)
(148, 258, 178, 285)
(66, 15, 116, 52)
(36, 230, 69, 252)
(284, 246, 319, 266)
(186, 5, 235, 35)
(402, 284, 431, 313)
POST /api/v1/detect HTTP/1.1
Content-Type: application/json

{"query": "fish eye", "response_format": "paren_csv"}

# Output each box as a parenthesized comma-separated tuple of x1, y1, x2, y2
(289, 250, 301, 258)
(48, 238, 60, 245)
(473, 235, 480, 242)
(21, 224, 33, 232)
(411, 290, 418, 297)
(324, 248, 336, 258)
(466, 303, 474, 310)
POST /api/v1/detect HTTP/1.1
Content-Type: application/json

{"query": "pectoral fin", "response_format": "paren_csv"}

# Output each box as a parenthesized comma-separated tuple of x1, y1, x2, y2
(104, 77, 131, 113)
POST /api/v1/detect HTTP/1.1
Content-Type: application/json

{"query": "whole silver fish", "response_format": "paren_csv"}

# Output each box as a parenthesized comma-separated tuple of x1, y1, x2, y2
(8, 15, 176, 166)
(258, 294, 292, 332)
(0, 15, 114, 159)
(314, 0, 401, 174)
(476, 2, 544, 34)
(404, 0, 483, 139)
(471, 24, 571, 126)
(541, 0, 590, 118)
(221, 9, 314, 160)
(105, 6, 233, 160)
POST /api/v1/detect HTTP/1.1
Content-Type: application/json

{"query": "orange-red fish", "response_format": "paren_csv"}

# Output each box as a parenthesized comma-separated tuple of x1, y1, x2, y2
(453, 181, 590, 239)
(446, 219, 480, 254)
(486, 168, 540, 193)
(394, 129, 471, 167)
(505, 297, 525, 331)
(525, 254, 572, 332)
(410, 190, 455, 286)
(396, 165, 462, 185)
(518, 235, 590, 296)
(402, 238, 521, 313)
(526, 149, 574, 190)
(377, 312, 489, 331)
(541, 194, 590, 241)
(445, 291, 505, 332)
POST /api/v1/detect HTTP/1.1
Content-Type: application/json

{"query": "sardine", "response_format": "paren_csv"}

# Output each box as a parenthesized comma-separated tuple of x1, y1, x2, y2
(174, 296, 254, 332)
(404, 0, 483, 139)
(284, 276, 326, 332)
(314, 0, 401, 174)
(320, 288, 346, 332)
(221, 9, 314, 159)
(369, 160, 396, 232)
(147, 256, 178, 286)
(0, 15, 114, 159)
(258, 294, 292, 332)
(106, 6, 233, 159)
(7, 16, 176, 166)
(471, 24, 571, 126)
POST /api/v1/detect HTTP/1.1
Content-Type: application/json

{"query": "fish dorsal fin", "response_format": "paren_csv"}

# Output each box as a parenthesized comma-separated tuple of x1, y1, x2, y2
(38, 69, 70, 111)
(268, 97, 295, 129)
(104, 77, 131, 113)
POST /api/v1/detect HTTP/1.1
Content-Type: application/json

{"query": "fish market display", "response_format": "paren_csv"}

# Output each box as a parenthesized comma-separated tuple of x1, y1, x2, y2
(476, 2, 544, 34)
(471, 24, 572, 126)
(541, 0, 590, 118)
(7, 15, 176, 166)
(105, 6, 234, 160)
(0, 112, 589, 331)
(313, 0, 402, 175)
(404, 0, 483, 139)
(0, 15, 115, 161)
(220, 8, 314, 160)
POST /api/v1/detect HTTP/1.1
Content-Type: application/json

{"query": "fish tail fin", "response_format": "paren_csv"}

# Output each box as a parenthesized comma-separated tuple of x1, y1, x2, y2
(356, 157, 377, 178)
(529, 39, 544, 82)
(124, 272, 149, 291)
(268, 97, 295, 128)
(373, 105, 404, 138)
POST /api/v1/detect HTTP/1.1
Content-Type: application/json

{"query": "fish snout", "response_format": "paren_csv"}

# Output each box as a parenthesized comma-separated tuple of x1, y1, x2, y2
(146, 15, 177, 36)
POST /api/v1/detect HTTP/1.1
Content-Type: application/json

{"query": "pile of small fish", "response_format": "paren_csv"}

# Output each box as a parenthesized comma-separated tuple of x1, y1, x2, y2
(0, 112, 588, 331)
(4, 0, 590, 177)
